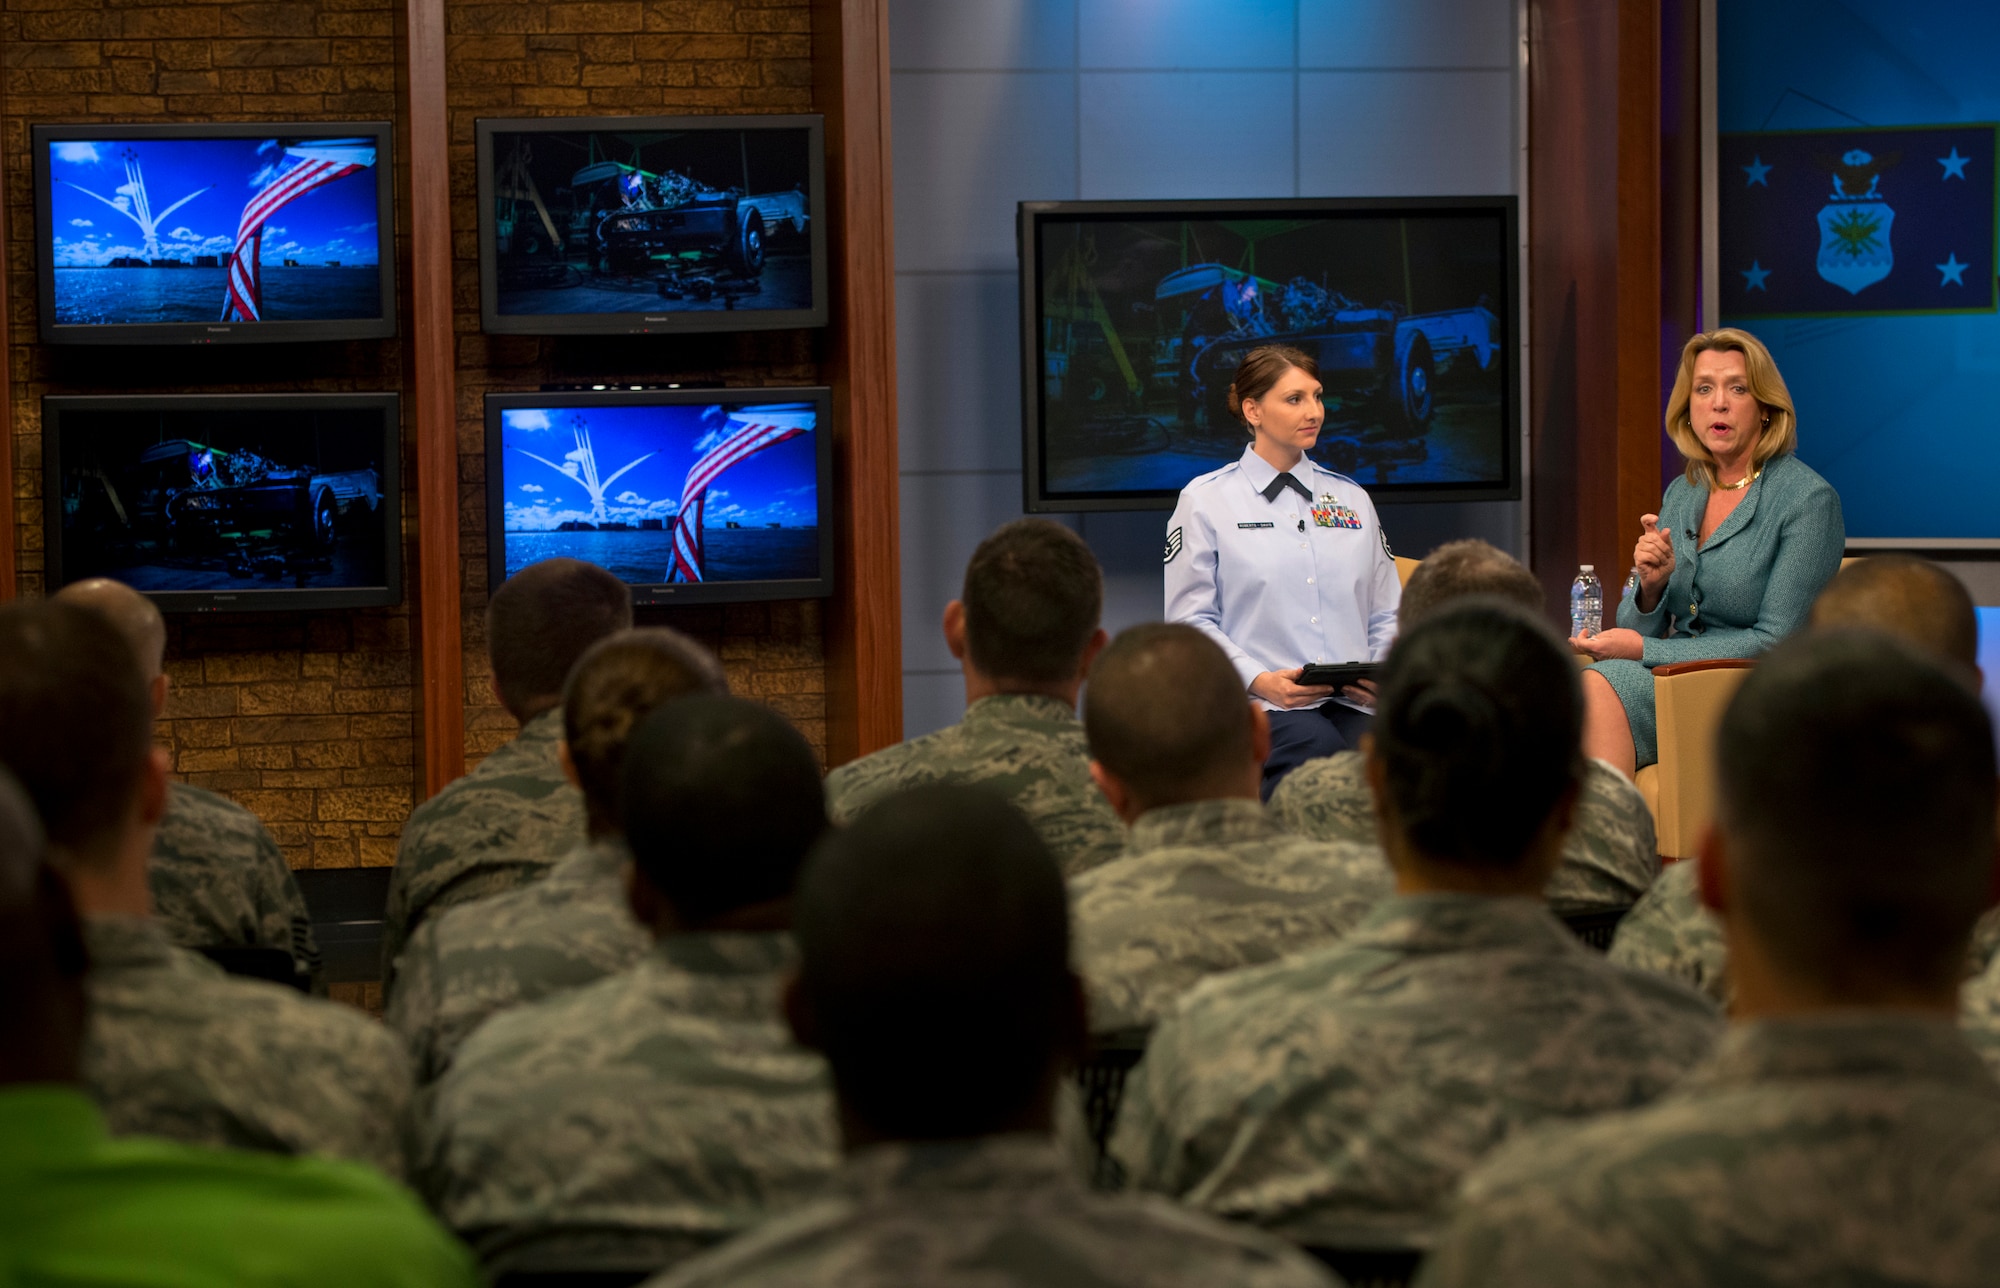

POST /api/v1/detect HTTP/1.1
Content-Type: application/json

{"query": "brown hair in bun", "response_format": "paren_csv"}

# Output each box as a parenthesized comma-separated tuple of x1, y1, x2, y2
(1227, 345, 1320, 435)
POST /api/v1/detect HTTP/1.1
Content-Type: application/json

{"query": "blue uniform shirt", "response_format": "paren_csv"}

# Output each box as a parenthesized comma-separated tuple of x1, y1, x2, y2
(1164, 445, 1400, 712)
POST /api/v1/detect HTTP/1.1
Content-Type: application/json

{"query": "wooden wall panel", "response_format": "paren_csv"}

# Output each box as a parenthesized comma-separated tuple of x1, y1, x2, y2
(0, 49, 11, 603)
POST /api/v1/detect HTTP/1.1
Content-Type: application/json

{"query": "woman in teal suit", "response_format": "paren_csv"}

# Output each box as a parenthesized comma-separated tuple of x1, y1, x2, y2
(1570, 329, 1844, 777)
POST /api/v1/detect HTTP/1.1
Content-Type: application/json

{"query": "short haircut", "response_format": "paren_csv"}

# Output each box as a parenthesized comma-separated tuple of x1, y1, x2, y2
(1374, 598, 1583, 870)
(52, 579, 166, 681)
(487, 558, 634, 718)
(562, 628, 730, 832)
(618, 695, 825, 926)
(1718, 630, 1996, 995)
(1084, 623, 1251, 807)
(0, 602, 154, 863)
(1398, 539, 1543, 628)
(792, 783, 1072, 1139)
(961, 519, 1103, 685)
(1811, 556, 1977, 677)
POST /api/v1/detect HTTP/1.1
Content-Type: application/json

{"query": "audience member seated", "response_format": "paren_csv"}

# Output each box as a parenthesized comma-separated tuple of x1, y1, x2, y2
(648, 783, 1339, 1288)
(1112, 600, 1719, 1245)
(0, 602, 414, 1179)
(1420, 630, 2000, 1287)
(1270, 540, 1658, 915)
(0, 767, 478, 1288)
(56, 578, 320, 983)
(1611, 554, 1985, 1003)
(825, 519, 1124, 876)
(420, 695, 838, 1275)
(1071, 622, 1389, 1033)
(385, 557, 634, 968)
(388, 628, 729, 1084)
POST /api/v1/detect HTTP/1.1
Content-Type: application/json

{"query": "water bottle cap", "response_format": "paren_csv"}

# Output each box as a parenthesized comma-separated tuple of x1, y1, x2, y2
(1580, 564, 1594, 573)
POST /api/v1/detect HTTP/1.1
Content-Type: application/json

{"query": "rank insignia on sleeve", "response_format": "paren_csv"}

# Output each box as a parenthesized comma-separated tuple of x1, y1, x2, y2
(1380, 527, 1394, 559)
(1164, 526, 1184, 564)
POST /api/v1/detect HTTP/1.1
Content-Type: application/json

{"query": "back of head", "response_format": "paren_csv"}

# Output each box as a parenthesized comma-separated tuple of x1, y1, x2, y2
(1374, 599, 1583, 869)
(1084, 622, 1251, 808)
(619, 695, 825, 926)
(487, 558, 634, 719)
(961, 519, 1103, 685)
(0, 601, 153, 867)
(1718, 629, 1996, 997)
(563, 628, 729, 832)
(1398, 539, 1543, 628)
(0, 766, 88, 1084)
(1811, 556, 1978, 679)
(52, 578, 166, 682)
(792, 783, 1073, 1139)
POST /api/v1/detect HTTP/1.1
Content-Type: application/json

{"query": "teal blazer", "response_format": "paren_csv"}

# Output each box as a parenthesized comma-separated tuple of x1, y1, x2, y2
(1591, 452, 1844, 766)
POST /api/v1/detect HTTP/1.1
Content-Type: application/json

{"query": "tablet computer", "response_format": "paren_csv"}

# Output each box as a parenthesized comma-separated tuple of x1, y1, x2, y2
(1297, 661, 1377, 688)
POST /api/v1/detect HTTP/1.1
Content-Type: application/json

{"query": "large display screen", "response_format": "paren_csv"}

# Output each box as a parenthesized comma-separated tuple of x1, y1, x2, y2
(485, 389, 833, 605)
(43, 394, 402, 612)
(476, 116, 827, 335)
(1019, 198, 1520, 511)
(33, 123, 396, 346)
(1718, 1, 2000, 543)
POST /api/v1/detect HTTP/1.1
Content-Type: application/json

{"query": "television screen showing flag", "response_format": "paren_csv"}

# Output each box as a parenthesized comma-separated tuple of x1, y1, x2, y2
(1720, 124, 1997, 318)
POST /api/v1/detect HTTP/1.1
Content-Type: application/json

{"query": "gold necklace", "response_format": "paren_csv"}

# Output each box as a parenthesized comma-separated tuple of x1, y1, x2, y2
(1716, 468, 1758, 492)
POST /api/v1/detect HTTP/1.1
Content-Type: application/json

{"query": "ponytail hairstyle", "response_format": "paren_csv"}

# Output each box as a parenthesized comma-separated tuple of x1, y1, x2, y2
(1227, 345, 1319, 437)
(1373, 598, 1583, 870)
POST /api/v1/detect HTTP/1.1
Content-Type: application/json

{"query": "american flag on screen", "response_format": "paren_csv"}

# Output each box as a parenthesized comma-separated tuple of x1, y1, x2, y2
(221, 140, 376, 322)
(668, 410, 814, 583)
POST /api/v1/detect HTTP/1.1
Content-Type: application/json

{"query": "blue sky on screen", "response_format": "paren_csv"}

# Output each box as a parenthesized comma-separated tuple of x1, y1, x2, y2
(499, 402, 818, 532)
(47, 137, 380, 267)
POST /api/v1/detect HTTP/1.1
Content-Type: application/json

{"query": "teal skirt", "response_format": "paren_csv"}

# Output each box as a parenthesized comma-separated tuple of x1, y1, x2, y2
(1588, 659, 1658, 769)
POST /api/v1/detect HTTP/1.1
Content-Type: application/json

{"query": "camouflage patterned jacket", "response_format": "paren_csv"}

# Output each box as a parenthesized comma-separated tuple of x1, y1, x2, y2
(1113, 894, 1721, 1244)
(419, 933, 838, 1274)
(1955, 947, 2000, 1075)
(383, 709, 585, 973)
(1269, 752, 1659, 914)
(387, 838, 650, 1085)
(824, 694, 1125, 877)
(1418, 1014, 2000, 1288)
(1072, 797, 1390, 1033)
(81, 915, 414, 1181)
(646, 1134, 1338, 1288)
(152, 779, 321, 980)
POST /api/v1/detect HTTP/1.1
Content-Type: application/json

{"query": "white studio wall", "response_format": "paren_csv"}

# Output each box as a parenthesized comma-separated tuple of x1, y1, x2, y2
(891, 0, 1523, 736)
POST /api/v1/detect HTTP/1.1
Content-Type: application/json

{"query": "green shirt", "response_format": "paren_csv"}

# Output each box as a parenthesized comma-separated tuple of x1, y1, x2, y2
(0, 1084, 477, 1288)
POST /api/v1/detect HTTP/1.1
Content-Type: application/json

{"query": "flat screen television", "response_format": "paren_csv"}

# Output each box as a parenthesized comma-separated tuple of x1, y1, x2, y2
(43, 393, 403, 612)
(1019, 197, 1521, 511)
(33, 122, 397, 346)
(485, 387, 833, 605)
(476, 115, 828, 335)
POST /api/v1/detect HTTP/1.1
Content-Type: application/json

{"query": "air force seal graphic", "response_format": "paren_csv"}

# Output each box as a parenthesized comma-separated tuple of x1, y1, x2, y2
(1817, 148, 1899, 295)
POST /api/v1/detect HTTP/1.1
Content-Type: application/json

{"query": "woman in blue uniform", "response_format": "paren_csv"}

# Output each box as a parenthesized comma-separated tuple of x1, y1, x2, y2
(1164, 345, 1401, 797)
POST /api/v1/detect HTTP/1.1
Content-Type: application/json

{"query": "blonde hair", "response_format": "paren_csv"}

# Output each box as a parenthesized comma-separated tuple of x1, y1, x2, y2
(1663, 328, 1797, 490)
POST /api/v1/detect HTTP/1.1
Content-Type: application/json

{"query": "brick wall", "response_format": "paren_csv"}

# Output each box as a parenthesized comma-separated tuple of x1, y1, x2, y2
(445, 0, 829, 764)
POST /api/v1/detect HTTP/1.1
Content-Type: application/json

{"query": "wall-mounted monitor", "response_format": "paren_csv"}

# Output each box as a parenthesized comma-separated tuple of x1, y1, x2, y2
(43, 393, 403, 613)
(485, 387, 833, 605)
(33, 122, 396, 346)
(1018, 197, 1521, 512)
(475, 115, 827, 336)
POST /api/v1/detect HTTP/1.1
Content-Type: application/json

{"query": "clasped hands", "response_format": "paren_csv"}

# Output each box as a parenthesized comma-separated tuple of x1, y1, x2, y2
(1568, 513, 1675, 662)
(1250, 669, 1378, 710)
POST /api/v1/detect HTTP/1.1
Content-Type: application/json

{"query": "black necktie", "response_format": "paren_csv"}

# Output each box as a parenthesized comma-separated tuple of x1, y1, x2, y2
(1262, 471, 1312, 503)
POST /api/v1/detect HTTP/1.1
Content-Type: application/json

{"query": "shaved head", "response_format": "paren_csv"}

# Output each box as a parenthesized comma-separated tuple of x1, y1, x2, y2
(53, 579, 165, 681)
(1085, 623, 1253, 809)
(1811, 556, 1978, 679)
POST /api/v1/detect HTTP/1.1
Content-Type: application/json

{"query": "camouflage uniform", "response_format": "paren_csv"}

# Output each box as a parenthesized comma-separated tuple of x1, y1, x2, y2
(384, 709, 584, 972)
(646, 1134, 1338, 1288)
(386, 838, 650, 1084)
(1113, 894, 1720, 1244)
(824, 694, 1124, 877)
(82, 915, 414, 1180)
(419, 933, 838, 1273)
(1071, 797, 1390, 1033)
(152, 779, 321, 980)
(1418, 1015, 2000, 1288)
(1962, 954, 2000, 1075)
(1269, 753, 1659, 914)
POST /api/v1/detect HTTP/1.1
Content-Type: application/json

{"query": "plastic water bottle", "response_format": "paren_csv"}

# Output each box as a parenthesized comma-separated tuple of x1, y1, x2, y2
(1570, 565, 1603, 638)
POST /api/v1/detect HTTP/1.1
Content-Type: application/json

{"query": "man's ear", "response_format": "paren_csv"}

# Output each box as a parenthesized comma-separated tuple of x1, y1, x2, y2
(781, 970, 822, 1053)
(1249, 702, 1271, 765)
(151, 673, 171, 722)
(1076, 627, 1110, 681)
(1089, 759, 1137, 823)
(943, 600, 968, 661)
(137, 747, 170, 828)
(1695, 824, 1730, 914)
(557, 740, 581, 791)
